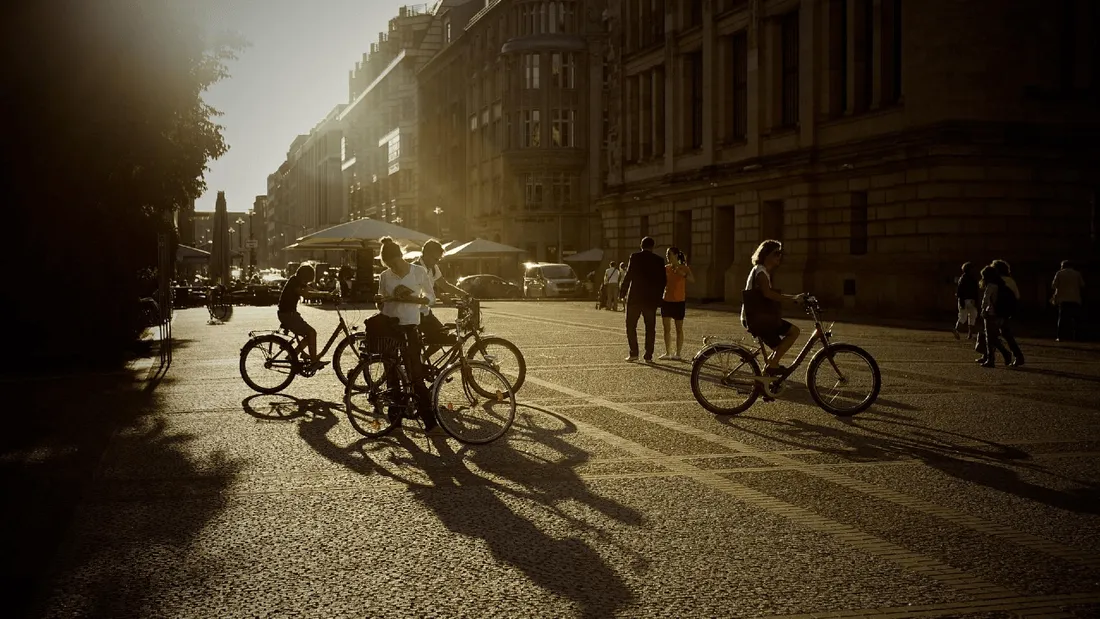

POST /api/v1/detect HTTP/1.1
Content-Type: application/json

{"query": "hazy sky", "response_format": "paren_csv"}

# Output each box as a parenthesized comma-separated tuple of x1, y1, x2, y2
(195, 0, 414, 212)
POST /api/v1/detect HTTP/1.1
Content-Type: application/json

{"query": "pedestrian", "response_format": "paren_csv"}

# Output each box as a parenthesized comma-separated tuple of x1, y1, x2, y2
(619, 237, 666, 362)
(991, 259, 1023, 366)
(1051, 260, 1085, 342)
(953, 262, 980, 340)
(659, 247, 694, 361)
(977, 264, 1013, 368)
(741, 240, 804, 376)
(603, 260, 622, 311)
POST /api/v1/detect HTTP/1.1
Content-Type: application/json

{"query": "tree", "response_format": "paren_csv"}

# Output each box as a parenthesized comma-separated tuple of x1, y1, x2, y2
(4, 0, 245, 367)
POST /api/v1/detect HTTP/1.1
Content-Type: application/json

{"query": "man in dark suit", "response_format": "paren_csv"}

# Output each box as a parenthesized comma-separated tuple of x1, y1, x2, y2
(619, 236, 667, 362)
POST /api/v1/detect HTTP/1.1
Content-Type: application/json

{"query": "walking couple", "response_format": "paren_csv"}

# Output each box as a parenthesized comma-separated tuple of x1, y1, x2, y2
(619, 237, 695, 362)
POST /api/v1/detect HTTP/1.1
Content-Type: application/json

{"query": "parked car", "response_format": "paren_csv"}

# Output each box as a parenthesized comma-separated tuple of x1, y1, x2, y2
(522, 262, 581, 298)
(456, 274, 522, 299)
(227, 284, 280, 306)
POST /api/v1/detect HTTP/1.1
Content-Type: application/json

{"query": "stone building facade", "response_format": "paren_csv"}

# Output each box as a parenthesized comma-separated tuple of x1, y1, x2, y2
(599, 0, 1100, 316)
(340, 5, 435, 231)
(418, 0, 608, 262)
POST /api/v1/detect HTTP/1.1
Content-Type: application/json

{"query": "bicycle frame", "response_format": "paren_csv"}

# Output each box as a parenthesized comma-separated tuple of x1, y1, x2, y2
(247, 304, 356, 361)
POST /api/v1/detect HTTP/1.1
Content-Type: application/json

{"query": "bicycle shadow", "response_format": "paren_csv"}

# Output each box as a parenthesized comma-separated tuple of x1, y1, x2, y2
(722, 411, 1100, 515)
(267, 395, 643, 617)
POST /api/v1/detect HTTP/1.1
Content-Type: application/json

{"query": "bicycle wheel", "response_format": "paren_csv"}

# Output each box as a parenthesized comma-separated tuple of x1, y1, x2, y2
(690, 344, 761, 415)
(466, 336, 526, 395)
(806, 343, 881, 416)
(240, 335, 297, 394)
(343, 356, 398, 438)
(332, 333, 366, 386)
(432, 361, 516, 444)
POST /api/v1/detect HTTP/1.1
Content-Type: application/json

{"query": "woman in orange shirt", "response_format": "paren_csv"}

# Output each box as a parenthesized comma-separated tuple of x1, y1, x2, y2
(659, 247, 695, 360)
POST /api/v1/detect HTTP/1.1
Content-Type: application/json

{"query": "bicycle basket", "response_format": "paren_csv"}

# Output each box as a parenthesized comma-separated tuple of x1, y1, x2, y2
(364, 335, 401, 357)
(458, 299, 481, 332)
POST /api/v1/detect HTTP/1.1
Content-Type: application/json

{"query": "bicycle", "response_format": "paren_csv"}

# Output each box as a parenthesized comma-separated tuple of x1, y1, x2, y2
(344, 299, 517, 444)
(340, 298, 526, 396)
(239, 302, 367, 393)
(207, 288, 231, 322)
(690, 295, 881, 416)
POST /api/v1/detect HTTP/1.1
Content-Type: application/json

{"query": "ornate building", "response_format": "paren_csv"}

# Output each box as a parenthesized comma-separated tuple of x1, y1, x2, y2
(599, 0, 1099, 316)
(418, 0, 608, 261)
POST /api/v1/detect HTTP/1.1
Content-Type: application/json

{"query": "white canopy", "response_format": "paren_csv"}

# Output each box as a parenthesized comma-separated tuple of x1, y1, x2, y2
(563, 247, 604, 263)
(293, 217, 433, 249)
(443, 238, 527, 258)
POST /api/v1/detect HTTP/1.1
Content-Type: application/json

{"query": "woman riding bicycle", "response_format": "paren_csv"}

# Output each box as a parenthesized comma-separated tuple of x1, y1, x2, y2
(376, 236, 437, 430)
(741, 240, 804, 377)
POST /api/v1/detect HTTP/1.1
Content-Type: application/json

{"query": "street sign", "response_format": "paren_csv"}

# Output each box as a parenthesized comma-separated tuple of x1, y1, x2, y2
(245, 239, 259, 249)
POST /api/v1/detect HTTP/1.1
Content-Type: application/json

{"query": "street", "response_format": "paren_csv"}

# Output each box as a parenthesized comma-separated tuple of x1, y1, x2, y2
(34, 302, 1100, 618)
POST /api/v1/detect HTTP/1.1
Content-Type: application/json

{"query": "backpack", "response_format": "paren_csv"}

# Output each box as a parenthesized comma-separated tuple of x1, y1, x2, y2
(995, 284, 1017, 319)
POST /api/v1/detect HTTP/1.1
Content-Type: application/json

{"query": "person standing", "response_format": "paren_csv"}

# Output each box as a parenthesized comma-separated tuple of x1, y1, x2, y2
(603, 260, 622, 311)
(953, 262, 980, 340)
(977, 265, 1012, 368)
(991, 259, 1023, 366)
(619, 237, 667, 362)
(659, 247, 694, 361)
(1052, 260, 1086, 342)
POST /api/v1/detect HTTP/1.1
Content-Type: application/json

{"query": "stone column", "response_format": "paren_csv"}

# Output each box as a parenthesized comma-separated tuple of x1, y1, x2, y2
(746, 0, 764, 157)
(701, 0, 716, 164)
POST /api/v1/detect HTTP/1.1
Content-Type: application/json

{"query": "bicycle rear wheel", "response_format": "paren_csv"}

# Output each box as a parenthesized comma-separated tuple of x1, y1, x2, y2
(806, 343, 881, 416)
(689, 344, 761, 415)
(465, 336, 526, 395)
(210, 303, 230, 321)
(432, 361, 516, 444)
(344, 356, 398, 438)
(240, 335, 297, 394)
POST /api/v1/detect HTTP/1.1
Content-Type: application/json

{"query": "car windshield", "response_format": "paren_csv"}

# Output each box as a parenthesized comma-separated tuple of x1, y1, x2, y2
(540, 265, 576, 279)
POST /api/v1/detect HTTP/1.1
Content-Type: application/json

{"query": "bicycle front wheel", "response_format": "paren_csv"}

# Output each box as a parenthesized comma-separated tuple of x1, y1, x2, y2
(466, 336, 526, 395)
(240, 335, 297, 394)
(432, 361, 516, 444)
(690, 344, 761, 415)
(344, 356, 398, 438)
(211, 303, 231, 321)
(332, 333, 366, 386)
(806, 343, 881, 416)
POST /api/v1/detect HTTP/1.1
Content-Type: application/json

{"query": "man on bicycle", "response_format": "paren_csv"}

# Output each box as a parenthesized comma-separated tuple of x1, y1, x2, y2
(417, 239, 468, 355)
(278, 264, 325, 371)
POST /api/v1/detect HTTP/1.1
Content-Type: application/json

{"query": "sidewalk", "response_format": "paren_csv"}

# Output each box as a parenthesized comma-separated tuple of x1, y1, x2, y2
(0, 334, 164, 618)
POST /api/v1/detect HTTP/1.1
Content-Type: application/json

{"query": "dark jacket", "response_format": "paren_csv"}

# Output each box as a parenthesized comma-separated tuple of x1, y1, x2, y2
(956, 272, 980, 303)
(619, 249, 667, 306)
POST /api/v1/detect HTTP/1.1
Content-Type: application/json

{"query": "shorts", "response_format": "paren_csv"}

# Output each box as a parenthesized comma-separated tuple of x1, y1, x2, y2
(277, 311, 315, 337)
(957, 299, 978, 325)
(755, 319, 794, 348)
(660, 300, 686, 321)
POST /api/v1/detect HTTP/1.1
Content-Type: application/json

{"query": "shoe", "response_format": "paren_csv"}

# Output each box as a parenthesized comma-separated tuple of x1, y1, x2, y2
(764, 365, 789, 377)
(421, 410, 438, 432)
(980, 361, 995, 368)
(643, 357, 654, 364)
(974, 357, 987, 364)
(671, 355, 683, 361)
(658, 353, 672, 360)
(625, 355, 639, 362)
(953, 329, 960, 340)
(966, 334, 974, 340)
(1008, 359, 1024, 368)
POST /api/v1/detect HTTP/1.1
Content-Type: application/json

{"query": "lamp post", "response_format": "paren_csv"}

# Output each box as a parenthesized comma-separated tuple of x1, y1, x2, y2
(433, 206, 444, 237)
(247, 209, 256, 275)
(280, 232, 286, 272)
(235, 217, 245, 270)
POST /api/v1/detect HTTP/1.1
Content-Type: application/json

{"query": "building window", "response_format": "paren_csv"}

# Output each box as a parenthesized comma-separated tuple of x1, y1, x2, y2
(730, 32, 748, 140)
(524, 53, 541, 89)
(523, 110, 541, 147)
(780, 12, 800, 127)
(686, 0, 703, 27)
(762, 200, 784, 240)
(469, 114, 478, 132)
(445, 19, 452, 43)
(640, 214, 650, 237)
(551, 52, 576, 88)
(855, 0, 874, 112)
(850, 192, 869, 255)
(882, 0, 902, 104)
(687, 51, 704, 149)
(505, 112, 513, 149)
(653, 66, 667, 156)
(524, 174, 544, 209)
(551, 109, 575, 147)
(829, 0, 849, 116)
(550, 173, 573, 206)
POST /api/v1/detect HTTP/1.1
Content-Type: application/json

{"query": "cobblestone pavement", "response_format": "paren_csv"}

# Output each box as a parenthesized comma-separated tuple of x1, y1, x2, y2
(33, 302, 1100, 618)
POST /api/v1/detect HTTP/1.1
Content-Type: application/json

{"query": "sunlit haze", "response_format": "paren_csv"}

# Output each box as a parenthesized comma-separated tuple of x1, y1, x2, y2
(195, 0, 413, 212)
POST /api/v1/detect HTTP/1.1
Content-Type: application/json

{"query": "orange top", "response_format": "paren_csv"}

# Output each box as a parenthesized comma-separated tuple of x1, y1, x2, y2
(664, 264, 692, 302)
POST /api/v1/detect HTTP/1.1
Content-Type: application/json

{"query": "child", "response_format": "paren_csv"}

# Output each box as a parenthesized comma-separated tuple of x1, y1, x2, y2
(954, 262, 980, 340)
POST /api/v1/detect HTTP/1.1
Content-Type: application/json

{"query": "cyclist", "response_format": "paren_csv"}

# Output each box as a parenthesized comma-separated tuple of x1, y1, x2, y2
(741, 239, 804, 377)
(278, 264, 325, 371)
(376, 236, 437, 430)
(417, 239, 467, 355)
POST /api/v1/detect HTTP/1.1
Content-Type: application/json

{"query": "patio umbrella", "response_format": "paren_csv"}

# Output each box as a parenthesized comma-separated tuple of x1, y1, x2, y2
(209, 191, 231, 284)
(563, 247, 603, 263)
(442, 238, 526, 258)
(176, 244, 210, 264)
(293, 217, 433, 249)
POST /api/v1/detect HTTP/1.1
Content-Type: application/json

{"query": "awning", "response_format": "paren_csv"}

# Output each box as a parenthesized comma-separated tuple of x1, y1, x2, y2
(563, 247, 603, 263)
(176, 244, 210, 263)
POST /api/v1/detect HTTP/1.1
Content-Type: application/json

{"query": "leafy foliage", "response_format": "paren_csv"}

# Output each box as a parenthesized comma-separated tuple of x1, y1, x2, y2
(5, 0, 246, 367)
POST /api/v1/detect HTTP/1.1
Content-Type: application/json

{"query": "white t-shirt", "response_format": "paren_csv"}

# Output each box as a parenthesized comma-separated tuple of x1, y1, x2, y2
(419, 261, 444, 315)
(379, 264, 435, 326)
(604, 266, 621, 284)
(740, 264, 771, 326)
